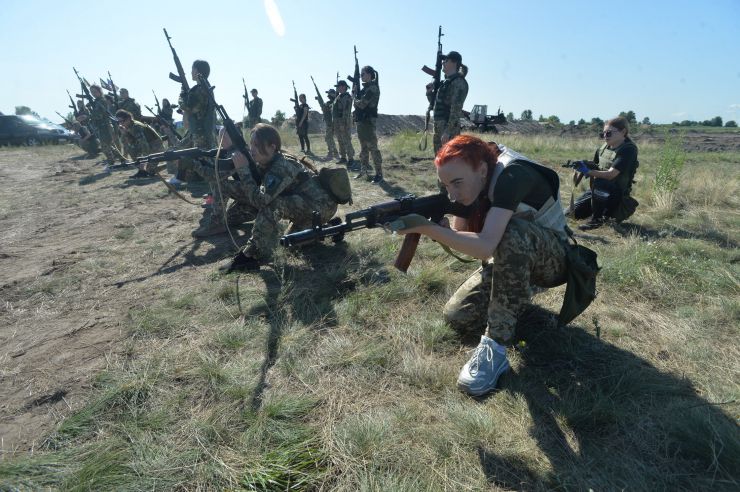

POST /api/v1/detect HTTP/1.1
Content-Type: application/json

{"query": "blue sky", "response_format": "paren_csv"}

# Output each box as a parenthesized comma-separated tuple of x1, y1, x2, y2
(1, 0, 738, 124)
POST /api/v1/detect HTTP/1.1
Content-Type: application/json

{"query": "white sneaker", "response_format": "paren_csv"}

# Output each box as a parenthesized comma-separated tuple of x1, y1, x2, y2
(457, 335, 510, 396)
(167, 177, 184, 186)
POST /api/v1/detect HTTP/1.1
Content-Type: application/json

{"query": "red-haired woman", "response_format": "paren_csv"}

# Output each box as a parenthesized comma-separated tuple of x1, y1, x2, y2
(395, 135, 570, 396)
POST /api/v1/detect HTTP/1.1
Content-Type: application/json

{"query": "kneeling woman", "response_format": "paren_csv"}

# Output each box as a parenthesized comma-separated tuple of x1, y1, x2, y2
(397, 135, 570, 396)
(216, 124, 338, 272)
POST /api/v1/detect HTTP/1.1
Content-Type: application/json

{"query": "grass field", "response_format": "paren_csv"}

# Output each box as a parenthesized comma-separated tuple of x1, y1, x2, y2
(0, 128, 738, 490)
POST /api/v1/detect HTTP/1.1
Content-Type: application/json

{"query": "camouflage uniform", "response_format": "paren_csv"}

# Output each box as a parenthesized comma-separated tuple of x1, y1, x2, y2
(88, 97, 125, 164)
(247, 96, 263, 128)
(178, 83, 221, 228)
(193, 152, 338, 260)
(320, 95, 339, 157)
(354, 80, 382, 177)
(433, 72, 468, 154)
(119, 120, 164, 167)
(296, 102, 311, 152)
(333, 92, 355, 161)
(443, 147, 569, 345)
(118, 97, 142, 120)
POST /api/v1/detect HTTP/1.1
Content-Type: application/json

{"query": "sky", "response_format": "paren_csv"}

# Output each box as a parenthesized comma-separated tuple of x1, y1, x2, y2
(1, 0, 739, 125)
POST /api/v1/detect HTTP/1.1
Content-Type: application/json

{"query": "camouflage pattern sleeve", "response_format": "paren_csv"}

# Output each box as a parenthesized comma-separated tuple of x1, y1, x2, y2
(353, 84, 380, 110)
(235, 153, 302, 208)
(444, 77, 468, 136)
(180, 85, 209, 119)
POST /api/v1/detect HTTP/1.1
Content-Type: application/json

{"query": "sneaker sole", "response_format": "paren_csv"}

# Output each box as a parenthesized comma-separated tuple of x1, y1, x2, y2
(457, 360, 510, 396)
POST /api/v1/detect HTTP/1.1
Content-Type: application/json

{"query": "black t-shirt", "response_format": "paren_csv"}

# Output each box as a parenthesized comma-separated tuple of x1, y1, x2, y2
(595, 138, 638, 193)
(490, 161, 557, 212)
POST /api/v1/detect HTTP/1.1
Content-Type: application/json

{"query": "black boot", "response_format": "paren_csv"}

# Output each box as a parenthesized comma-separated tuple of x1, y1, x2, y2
(219, 252, 260, 273)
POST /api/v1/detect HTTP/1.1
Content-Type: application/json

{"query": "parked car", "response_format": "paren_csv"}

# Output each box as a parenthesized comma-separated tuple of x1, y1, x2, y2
(0, 115, 78, 146)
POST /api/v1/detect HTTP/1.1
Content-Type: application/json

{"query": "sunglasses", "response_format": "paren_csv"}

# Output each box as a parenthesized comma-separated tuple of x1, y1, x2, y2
(600, 130, 614, 138)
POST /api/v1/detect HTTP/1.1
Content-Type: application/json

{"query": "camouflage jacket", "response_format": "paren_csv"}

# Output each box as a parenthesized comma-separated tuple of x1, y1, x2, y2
(119, 97, 142, 120)
(353, 81, 379, 121)
(88, 97, 112, 130)
(320, 97, 334, 124)
(433, 72, 468, 135)
(179, 83, 216, 148)
(234, 152, 320, 208)
(333, 92, 353, 124)
(120, 120, 164, 159)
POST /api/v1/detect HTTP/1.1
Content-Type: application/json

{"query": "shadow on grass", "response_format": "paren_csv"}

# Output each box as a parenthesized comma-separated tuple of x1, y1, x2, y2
(614, 221, 739, 249)
(477, 306, 740, 490)
(247, 241, 385, 411)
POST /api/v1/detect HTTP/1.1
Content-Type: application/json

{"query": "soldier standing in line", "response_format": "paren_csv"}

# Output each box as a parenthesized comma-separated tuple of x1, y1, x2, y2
(115, 109, 165, 178)
(296, 93, 311, 154)
(318, 88, 339, 159)
(118, 88, 142, 120)
(433, 51, 469, 154)
(176, 59, 224, 237)
(353, 65, 383, 184)
(88, 84, 126, 166)
(333, 80, 355, 167)
(247, 89, 263, 128)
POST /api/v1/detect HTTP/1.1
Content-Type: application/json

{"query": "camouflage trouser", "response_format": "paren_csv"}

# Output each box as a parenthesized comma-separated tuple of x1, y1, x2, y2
(443, 218, 568, 345)
(356, 118, 382, 175)
(433, 119, 461, 155)
(219, 180, 337, 261)
(79, 137, 100, 155)
(95, 125, 125, 163)
(248, 116, 261, 129)
(335, 119, 355, 160)
(324, 122, 338, 156)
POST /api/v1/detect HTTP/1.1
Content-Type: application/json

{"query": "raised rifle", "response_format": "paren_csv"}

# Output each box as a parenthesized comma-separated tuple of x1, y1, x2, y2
(242, 77, 250, 111)
(145, 104, 180, 138)
(55, 111, 75, 127)
(67, 89, 80, 117)
(73, 67, 93, 101)
(198, 74, 262, 184)
(290, 80, 300, 117)
(107, 71, 119, 110)
(347, 45, 360, 96)
(280, 193, 471, 272)
(310, 75, 325, 109)
(163, 28, 188, 116)
(419, 25, 444, 150)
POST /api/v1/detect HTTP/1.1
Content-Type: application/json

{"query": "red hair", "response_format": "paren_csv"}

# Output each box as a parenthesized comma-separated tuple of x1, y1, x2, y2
(434, 135, 500, 169)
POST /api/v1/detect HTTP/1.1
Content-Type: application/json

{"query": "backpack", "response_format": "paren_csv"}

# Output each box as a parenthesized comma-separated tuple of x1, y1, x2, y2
(319, 167, 353, 205)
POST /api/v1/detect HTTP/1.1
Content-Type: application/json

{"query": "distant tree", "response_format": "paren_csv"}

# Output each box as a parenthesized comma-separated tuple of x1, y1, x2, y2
(15, 106, 40, 117)
(710, 116, 723, 127)
(590, 117, 604, 127)
(271, 110, 286, 127)
(520, 109, 533, 120)
(680, 120, 696, 126)
(725, 120, 737, 127)
(568, 120, 576, 126)
(577, 118, 587, 126)
(618, 110, 637, 125)
(546, 115, 561, 124)
(642, 116, 651, 125)
(538, 114, 545, 122)
(672, 122, 680, 126)
(506, 112, 514, 121)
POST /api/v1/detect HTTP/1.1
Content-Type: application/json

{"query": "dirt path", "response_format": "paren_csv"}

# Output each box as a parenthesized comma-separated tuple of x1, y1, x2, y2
(0, 146, 234, 453)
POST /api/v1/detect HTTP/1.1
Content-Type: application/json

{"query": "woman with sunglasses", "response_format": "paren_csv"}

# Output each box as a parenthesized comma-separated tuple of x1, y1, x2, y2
(572, 116, 639, 230)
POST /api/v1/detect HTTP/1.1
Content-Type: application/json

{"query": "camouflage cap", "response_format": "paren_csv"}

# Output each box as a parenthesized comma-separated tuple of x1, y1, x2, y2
(442, 51, 462, 64)
(325, 88, 336, 95)
(335, 80, 348, 88)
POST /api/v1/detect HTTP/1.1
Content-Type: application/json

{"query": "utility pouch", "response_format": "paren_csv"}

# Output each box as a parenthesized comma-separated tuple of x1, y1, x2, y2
(558, 238, 600, 327)
(319, 167, 353, 205)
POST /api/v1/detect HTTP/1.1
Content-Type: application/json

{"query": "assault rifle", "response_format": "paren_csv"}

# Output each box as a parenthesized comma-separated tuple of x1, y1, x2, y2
(163, 27, 188, 115)
(67, 90, 79, 117)
(107, 71, 119, 110)
(73, 67, 93, 101)
(280, 193, 471, 272)
(115, 147, 233, 172)
(290, 80, 300, 117)
(310, 75, 325, 108)
(242, 77, 250, 110)
(55, 111, 75, 127)
(144, 104, 180, 138)
(198, 74, 262, 184)
(419, 26, 444, 150)
(347, 45, 360, 96)
(562, 160, 599, 171)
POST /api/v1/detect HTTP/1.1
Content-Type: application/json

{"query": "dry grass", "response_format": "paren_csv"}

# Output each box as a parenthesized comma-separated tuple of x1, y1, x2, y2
(1, 129, 738, 490)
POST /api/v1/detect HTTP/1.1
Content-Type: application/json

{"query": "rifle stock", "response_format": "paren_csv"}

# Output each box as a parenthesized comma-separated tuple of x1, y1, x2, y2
(280, 193, 472, 273)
